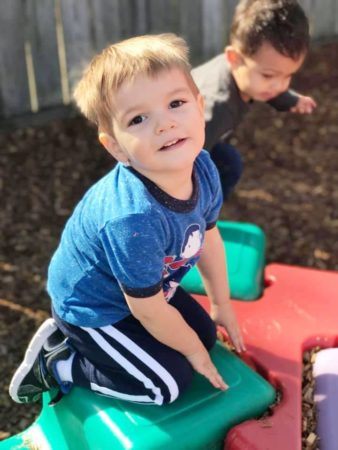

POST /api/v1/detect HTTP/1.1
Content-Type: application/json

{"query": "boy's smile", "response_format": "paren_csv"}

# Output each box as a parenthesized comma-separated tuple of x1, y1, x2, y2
(159, 138, 187, 151)
(105, 68, 205, 186)
(227, 42, 305, 102)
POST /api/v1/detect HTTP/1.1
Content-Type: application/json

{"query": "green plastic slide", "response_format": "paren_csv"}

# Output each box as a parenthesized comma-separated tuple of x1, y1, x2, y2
(1, 342, 275, 450)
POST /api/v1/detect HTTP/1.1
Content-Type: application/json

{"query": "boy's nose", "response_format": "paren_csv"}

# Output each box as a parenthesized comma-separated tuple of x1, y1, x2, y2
(155, 116, 177, 135)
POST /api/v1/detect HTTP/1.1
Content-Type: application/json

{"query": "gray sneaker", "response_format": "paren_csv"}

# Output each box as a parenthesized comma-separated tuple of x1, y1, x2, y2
(9, 318, 70, 403)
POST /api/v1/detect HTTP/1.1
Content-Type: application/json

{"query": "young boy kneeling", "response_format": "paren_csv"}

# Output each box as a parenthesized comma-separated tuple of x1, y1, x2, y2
(9, 34, 245, 406)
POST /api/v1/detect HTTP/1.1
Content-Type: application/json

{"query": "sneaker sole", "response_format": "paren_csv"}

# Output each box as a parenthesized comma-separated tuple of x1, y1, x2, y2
(9, 318, 58, 403)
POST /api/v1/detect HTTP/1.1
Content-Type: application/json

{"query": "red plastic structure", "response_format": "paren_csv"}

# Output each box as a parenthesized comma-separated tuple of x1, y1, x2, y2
(196, 263, 338, 450)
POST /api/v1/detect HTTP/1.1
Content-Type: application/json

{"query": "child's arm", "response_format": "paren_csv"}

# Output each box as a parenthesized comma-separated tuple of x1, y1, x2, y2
(197, 226, 246, 353)
(125, 291, 227, 391)
(268, 89, 317, 114)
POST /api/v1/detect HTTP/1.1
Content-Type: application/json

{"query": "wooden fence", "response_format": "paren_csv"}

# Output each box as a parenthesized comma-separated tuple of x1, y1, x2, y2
(0, 0, 338, 121)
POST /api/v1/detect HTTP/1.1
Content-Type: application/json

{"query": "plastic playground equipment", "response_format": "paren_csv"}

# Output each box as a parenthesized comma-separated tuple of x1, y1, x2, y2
(1, 220, 337, 450)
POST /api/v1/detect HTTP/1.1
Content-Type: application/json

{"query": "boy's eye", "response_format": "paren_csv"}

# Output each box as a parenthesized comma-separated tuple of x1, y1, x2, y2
(128, 115, 146, 126)
(262, 74, 274, 79)
(170, 99, 185, 108)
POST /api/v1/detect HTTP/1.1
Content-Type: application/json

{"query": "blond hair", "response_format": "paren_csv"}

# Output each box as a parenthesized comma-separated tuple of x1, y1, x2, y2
(73, 33, 196, 134)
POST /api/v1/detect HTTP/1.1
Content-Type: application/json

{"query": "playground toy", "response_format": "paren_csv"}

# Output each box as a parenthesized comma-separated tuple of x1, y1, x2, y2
(1, 221, 338, 449)
(0, 343, 275, 450)
(223, 263, 338, 449)
(181, 221, 265, 300)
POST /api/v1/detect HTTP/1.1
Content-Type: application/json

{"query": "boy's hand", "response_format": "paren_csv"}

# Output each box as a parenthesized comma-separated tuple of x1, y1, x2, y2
(210, 302, 246, 353)
(186, 349, 228, 391)
(290, 94, 317, 114)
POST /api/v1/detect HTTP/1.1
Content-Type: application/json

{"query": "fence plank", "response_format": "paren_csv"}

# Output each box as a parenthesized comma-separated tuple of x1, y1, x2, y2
(129, 0, 149, 36)
(147, 0, 180, 34)
(201, 0, 227, 57)
(90, 0, 150, 47)
(300, 0, 338, 39)
(26, 0, 62, 110)
(316, 0, 337, 37)
(90, 0, 122, 50)
(179, 0, 203, 65)
(0, 0, 30, 118)
(224, 0, 237, 44)
(118, 0, 149, 38)
(60, 0, 94, 95)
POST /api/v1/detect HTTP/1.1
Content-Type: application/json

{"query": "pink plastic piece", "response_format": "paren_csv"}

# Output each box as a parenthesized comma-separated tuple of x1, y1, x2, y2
(313, 348, 338, 450)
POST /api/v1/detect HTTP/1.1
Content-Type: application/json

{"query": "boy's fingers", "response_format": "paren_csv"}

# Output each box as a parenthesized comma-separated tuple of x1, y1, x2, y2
(234, 337, 246, 353)
(202, 363, 228, 390)
(239, 335, 247, 352)
(228, 326, 246, 353)
(217, 375, 228, 390)
(208, 371, 228, 391)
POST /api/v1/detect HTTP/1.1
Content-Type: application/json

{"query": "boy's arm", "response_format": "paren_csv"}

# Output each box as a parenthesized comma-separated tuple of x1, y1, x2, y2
(268, 89, 316, 114)
(197, 226, 246, 353)
(125, 290, 227, 390)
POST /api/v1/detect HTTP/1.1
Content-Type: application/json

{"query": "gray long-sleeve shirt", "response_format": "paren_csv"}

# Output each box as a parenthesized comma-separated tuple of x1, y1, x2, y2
(191, 54, 299, 150)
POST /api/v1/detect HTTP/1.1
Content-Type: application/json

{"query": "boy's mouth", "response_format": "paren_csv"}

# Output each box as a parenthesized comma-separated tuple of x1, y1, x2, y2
(159, 138, 186, 151)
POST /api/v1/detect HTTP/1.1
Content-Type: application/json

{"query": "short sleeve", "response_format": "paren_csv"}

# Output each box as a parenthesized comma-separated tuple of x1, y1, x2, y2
(99, 213, 165, 298)
(205, 173, 222, 229)
(267, 89, 299, 111)
(197, 151, 223, 229)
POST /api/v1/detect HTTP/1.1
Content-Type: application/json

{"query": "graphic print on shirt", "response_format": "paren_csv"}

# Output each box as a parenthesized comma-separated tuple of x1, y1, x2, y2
(163, 224, 203, 300)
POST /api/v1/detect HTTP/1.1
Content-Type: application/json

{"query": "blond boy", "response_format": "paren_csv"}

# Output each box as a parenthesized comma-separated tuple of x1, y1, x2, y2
(9, 34, 244, 406)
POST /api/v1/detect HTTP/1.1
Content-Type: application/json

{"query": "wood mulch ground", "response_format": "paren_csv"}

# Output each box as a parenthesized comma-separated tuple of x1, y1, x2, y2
(0, 40, 337, 447)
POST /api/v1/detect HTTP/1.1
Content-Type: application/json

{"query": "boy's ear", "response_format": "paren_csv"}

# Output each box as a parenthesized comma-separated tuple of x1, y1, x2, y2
(98, 132, 129, 163)
(225, 45, 243, 69)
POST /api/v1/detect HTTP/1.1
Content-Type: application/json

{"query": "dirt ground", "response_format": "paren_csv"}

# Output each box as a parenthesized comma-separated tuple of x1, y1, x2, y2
(0, 40, 337, 444)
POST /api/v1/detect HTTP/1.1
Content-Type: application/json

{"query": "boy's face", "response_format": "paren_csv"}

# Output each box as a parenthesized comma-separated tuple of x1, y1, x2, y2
(227, 41, 305, 102)
(104, 68, 205, 179)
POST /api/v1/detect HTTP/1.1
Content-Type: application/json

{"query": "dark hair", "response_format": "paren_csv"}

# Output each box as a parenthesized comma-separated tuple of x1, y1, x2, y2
(230, 0, 310, 59)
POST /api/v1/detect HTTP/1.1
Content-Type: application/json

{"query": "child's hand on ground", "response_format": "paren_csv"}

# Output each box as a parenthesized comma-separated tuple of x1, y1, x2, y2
(210, 302, 246, 353)
(290, 94, 317, 114)
(186, 348, 228, 391)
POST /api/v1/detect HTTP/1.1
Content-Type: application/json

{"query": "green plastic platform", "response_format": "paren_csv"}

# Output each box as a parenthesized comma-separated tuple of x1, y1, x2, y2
(1, 342, 275, 450)
(181, 221, 266, 300)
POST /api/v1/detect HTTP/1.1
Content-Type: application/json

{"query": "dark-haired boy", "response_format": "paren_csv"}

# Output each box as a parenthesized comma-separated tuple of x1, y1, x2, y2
(192, 0, 316, 198)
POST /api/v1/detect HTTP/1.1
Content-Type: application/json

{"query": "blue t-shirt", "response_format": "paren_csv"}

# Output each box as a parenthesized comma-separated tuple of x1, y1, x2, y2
(47, 150, 223, 327)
